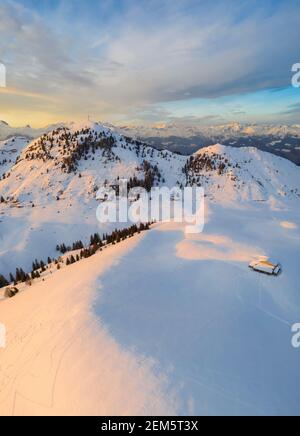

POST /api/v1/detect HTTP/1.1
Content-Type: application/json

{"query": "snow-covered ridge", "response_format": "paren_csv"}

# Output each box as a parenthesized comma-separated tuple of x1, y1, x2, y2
(186, 144, 300, 203)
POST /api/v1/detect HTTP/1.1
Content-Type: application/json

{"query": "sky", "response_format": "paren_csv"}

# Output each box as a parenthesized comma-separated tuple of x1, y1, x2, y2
(0, 0, 299, 127)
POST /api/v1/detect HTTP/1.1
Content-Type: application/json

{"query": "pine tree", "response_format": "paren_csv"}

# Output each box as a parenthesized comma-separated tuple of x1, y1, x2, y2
(0, 274, 8, 287)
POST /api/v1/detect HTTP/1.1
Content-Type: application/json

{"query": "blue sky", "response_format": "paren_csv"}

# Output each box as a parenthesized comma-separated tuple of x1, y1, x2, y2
(0, 0, 299, 126)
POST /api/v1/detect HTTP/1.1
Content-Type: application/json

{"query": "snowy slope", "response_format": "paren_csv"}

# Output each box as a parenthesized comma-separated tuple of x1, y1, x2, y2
(0, 201, 299, 415)
(0, 234, 177, 416)
(94, 203, 300, 416)
(0, 136, 30, 179)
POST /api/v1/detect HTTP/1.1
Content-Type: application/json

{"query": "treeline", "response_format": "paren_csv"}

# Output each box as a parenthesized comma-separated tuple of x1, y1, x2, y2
(0, 223, 152, 289)
(64, 223, 150, 265)
(56, 240, 84, 254)
(58, 223, 151, 256)
(0, 274, 9, 287)
(24, 127, 119, 174)
(1, 260, 49, 288)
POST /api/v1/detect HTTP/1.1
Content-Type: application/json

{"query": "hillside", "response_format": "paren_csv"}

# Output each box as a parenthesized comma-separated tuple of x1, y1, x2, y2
(0, 233, 176, 416)
(0, 121, 185, 203)
(0, 136, 31, 179)
(1, 200, 299, 415)
(0, 121, 299, 279)
(185, 144, 300, 204)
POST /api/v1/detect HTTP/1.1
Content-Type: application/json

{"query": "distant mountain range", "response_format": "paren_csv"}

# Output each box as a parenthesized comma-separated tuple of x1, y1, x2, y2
(117, 122, 300, 165)
(0, 120, 62, 141)
(118, 122, 300, 139)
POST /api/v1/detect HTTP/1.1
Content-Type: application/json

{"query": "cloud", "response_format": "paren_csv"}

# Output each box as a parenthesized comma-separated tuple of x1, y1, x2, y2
(281, 102, 300, 115)
(0, 0, 300, 124)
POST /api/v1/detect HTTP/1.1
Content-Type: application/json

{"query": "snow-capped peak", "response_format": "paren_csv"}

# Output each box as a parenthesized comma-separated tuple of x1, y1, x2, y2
(194, 143, 227, 156)
(187, 143, 300, 204)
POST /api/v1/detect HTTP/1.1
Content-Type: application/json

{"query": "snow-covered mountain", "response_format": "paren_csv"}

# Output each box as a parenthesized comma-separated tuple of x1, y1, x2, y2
(185, 144, 300, 204)
(0, 121, 299, 276)
(0, 121, 185, 204)
(119, 122, 300, 139)
(1, 122, 299, 207)
(2, 119, 300, 164)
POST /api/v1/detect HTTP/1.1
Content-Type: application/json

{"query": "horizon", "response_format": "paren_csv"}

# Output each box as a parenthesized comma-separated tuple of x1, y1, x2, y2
(1, 117, 300, 131)
(1, 115, 300, 130)
(0, 0, 300, 127)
